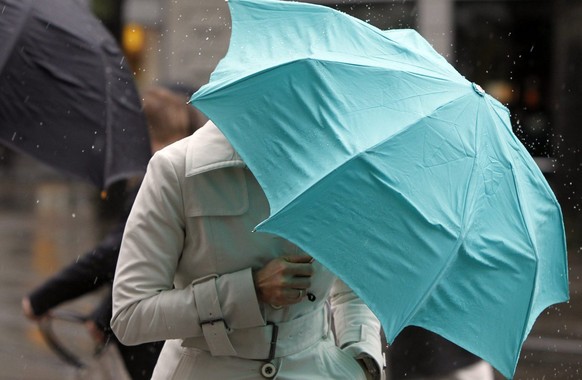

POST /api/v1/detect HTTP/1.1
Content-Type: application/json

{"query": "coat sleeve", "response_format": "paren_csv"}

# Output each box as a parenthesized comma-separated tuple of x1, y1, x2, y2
(111, 150, 264, 346)
(330, 278, 384, 377)
(27, 221, 124, 316)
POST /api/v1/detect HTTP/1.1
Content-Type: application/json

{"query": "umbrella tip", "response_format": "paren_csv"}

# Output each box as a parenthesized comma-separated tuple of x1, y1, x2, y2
(472, 82, 486, 96)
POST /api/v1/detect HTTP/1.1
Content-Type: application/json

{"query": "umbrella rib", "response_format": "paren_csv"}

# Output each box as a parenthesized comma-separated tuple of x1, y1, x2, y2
(197, 55, 461, 100)
(385, 132, 478, 360)
(262, 90, 476, 223)
(485, 99, 541, 370)
(496, 94, 567, 373)
(402, 236, 465, 329)
(0, 0, 33, 71)
(101, 45, 114, 189)
(387, 93, 485, 332)
(357, 90, 474, 158)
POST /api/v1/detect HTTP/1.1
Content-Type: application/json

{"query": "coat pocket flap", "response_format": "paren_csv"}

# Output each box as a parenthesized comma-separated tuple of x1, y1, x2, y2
(184, 167, 249, 217)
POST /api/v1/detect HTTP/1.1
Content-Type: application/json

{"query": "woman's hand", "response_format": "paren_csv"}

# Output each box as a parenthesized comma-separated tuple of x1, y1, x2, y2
(253, 254, 314, 306)
(21, 297, 42, 321)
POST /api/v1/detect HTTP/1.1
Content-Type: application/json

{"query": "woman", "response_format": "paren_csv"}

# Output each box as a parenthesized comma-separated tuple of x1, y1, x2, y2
(111, 120, 383, 379)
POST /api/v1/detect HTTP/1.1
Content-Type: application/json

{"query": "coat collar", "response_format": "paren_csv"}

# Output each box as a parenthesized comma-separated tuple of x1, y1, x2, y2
(185, 120, 246, 177)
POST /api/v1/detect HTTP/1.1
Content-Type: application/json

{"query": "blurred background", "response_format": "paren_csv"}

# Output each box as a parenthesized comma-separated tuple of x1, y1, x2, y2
(0, 0, 580, 379)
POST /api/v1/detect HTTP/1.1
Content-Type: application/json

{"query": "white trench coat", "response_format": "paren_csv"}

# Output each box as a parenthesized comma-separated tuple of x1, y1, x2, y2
(111, 122, 383, 379)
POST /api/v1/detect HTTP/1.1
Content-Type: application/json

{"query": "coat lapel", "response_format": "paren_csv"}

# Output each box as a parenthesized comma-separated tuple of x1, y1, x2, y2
(185, 121, 245, 177)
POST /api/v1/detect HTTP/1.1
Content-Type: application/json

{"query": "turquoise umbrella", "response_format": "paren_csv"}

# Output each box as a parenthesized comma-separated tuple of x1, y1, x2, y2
(190, 0, 569, 377)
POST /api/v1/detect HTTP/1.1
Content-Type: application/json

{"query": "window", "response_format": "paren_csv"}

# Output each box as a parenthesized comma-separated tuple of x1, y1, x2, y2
(455, 1, 553, 158)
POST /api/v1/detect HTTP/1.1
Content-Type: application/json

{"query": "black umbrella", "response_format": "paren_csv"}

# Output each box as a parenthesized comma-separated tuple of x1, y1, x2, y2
(0, 0, 150, 189)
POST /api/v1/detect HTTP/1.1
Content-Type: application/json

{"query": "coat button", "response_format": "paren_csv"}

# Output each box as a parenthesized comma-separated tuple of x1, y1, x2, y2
(260, 362, 277, 378)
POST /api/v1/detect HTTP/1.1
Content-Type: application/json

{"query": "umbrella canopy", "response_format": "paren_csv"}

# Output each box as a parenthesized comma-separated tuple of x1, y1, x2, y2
(190, 0, 569, 378)
(0, 0, 150, 189)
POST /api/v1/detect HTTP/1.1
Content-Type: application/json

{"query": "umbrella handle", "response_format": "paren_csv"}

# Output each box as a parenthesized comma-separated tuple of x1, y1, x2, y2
(37, 310, 92, 368)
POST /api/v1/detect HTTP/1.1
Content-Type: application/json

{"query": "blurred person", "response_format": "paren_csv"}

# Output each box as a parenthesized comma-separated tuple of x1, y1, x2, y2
(141, 85, 204, 152)
(387, 326, 494, 380)
(22, 85, 203, 380)
(110, 119, 384, 379)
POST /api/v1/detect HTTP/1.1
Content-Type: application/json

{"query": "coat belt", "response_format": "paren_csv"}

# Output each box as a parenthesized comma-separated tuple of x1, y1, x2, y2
(181, 306, 329, 360)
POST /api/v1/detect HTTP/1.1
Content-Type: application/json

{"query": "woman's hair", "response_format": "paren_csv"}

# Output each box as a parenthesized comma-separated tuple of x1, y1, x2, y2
(142, 86, 203, 145)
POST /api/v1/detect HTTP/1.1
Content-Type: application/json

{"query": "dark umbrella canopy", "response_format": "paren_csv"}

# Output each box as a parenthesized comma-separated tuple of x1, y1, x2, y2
(0, 0, 151, 189)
